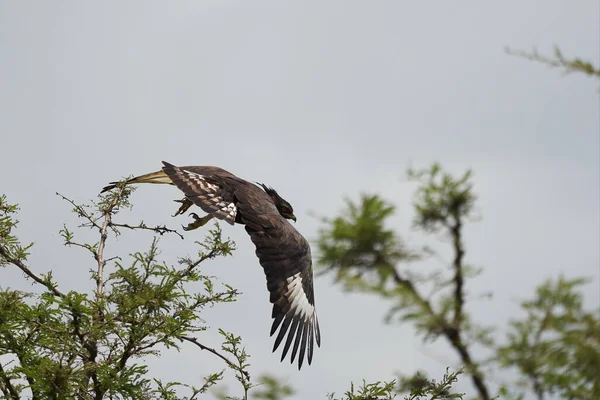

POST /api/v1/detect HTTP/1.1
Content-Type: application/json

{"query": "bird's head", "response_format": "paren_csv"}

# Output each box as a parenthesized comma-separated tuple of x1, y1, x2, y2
(258, 183, 297, 222)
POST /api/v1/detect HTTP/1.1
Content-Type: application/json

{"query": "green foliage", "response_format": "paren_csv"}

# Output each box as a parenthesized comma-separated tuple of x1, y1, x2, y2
(325, 370, 464, 400)
(317, 194, 419, 291)
(0, 195, 34, 265)
(315, 164, 484, 332)
(218, 329, 252, 398)
(252, 375, 295, 400)
(315, 165, 482, 334)
(407, 163, 477, 233)
(327, 379, 398, 400)
(0, 187, 256, 399)
(497, 276, 600, 400)
(398, 369, 464, 400)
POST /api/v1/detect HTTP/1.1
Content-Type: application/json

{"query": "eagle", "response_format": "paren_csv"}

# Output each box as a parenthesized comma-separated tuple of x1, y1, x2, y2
(101, 161, 321, 369)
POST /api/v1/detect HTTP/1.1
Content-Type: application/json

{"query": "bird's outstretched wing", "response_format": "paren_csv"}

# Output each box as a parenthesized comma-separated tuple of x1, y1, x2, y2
(161, 162, 238, 225)
(235, 189, 321, 370)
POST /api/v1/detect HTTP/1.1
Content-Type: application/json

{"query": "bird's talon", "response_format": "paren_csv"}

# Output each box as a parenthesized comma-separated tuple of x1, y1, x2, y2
(172, 198, 193, 217)
(183, 213, 214, 231)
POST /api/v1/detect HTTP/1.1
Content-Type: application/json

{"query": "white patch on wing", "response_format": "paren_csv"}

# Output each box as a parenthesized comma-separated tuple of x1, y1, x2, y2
(221, 202, 237, 225)
(182, 172, 217, 192)
(180, 169, 237, 225)
(284, 273, 314, 321)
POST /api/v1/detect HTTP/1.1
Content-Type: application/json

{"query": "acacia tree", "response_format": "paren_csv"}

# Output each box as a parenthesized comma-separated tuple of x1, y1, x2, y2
(315, 163, 600, 400)
(0, 186, 250, 399)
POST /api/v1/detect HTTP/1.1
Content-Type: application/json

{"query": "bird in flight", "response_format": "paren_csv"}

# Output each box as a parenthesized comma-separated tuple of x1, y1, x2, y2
(102, 161, 321, 369)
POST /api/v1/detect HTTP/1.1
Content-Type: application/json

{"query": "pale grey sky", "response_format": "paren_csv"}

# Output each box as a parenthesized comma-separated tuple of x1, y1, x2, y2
(1, 1, 598, 399)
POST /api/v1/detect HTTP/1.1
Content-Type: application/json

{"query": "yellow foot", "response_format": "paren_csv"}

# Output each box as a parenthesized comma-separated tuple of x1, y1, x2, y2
(183, 213, 214, 231)
(173, 198, 194, 217)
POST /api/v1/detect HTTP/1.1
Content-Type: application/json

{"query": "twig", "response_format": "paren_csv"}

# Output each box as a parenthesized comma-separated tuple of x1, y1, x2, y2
(185, 250, 217, 273)
(105, 256, 121, 264)
(179, 336, 251, 381)
(64, 240, 97, 255)
(111, 222, 184, 240)
(56, 192, 102, 230)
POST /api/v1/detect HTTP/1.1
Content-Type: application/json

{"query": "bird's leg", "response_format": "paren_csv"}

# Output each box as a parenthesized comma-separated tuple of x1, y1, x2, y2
(173, 198, 194, 217)
(183, 213, 214, 231)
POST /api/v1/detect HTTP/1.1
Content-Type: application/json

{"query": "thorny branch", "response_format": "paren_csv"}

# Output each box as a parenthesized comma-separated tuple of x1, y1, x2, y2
(183, 249, 221, 274)
(506, 46, 600, 79)
(111, 222, 184, 240)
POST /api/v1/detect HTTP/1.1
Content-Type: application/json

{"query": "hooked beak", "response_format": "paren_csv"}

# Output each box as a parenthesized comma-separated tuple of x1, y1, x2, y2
(289, 214, 297, 223)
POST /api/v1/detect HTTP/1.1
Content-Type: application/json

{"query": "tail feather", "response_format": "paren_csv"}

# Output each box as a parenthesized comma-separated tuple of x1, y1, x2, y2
(101, 170, 173, 193)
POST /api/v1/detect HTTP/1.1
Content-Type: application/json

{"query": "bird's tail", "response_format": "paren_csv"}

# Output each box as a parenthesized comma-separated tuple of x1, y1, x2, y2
(101, 170, 174, 193)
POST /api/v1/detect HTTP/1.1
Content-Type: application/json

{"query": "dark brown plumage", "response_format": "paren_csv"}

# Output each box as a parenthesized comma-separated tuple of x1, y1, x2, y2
(102, 161, 321, 369)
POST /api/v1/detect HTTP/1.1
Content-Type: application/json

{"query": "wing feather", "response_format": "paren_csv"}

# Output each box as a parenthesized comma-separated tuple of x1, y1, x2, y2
(280, 317, 300, 362)
(290, 320, 305, 363)
(297, 322, 309, 369)
(307, 322, 314, 365)
(273, 315, 293, 352)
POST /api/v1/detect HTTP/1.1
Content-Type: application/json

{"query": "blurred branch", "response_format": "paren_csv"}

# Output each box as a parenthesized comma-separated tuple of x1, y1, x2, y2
(506, 45, 600, 79)
(399, 368, 464, 400)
